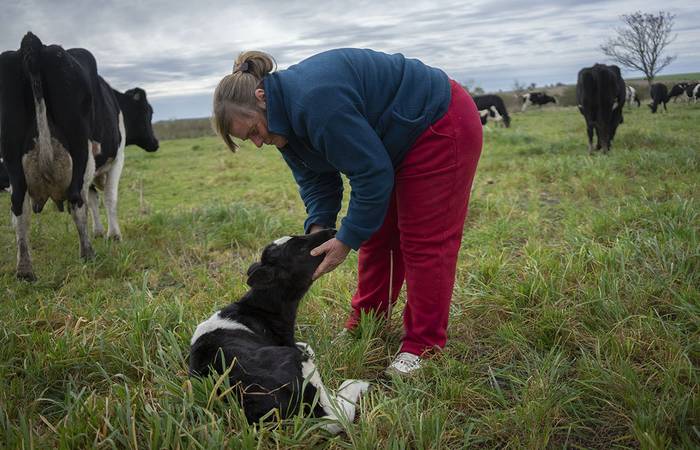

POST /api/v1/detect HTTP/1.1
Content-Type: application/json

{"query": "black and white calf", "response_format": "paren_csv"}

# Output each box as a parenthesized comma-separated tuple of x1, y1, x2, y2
(576, 63, 626, 154)
(0, 32, 158, 280)
(668, 83, 688, 102)
(625, 85, 640, 107)
(473, 94, 511, 127)
(189, 229, 369, 433)
(648, 83, 669, 113)
(521, 92, 557, 111)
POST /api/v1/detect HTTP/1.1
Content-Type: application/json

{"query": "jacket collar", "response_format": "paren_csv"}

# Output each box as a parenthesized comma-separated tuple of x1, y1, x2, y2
(263, 74, 292, 138)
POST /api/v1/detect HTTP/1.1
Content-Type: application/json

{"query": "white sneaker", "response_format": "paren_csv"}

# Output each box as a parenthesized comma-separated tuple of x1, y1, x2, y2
(385, 352, 421, 376)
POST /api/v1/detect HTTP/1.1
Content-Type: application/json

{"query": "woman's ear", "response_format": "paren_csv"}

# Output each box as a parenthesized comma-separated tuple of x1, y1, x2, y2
(254, 88, 266, 110)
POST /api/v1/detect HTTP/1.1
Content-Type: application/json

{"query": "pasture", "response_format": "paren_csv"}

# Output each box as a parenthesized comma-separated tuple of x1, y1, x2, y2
(1, 104, 698, 448)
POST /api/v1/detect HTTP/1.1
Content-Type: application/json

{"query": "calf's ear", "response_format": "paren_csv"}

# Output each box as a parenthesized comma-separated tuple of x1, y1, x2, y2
(246, 264, 275, 288)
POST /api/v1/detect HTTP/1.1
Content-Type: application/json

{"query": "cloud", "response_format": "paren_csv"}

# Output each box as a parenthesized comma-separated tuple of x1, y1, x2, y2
(2, 0, 698, 120)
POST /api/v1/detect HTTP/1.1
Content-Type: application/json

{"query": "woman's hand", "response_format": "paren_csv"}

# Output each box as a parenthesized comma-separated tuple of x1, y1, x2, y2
(310, 237, 350, 280)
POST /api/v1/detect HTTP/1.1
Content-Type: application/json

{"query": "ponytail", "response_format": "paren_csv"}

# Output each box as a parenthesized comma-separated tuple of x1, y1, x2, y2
(212, 51, 276, 152)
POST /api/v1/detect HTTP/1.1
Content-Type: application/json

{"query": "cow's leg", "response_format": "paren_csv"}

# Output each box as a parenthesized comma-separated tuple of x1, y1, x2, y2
(12, 190, 35, 281)
(70, 148, 95, 260)
(65, 126, 91, 208)
(301, 359, 369, 434)
(103, 144, 125, 241)
(586, 124, 594, 154)
(88, 186, 105, 237)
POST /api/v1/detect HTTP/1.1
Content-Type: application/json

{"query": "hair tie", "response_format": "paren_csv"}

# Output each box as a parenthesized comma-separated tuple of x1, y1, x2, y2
(233, 61, 249, 73)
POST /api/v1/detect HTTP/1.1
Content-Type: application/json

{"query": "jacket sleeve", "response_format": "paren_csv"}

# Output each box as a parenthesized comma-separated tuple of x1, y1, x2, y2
(280, 150, 343, 233)
(307, 104, 395, 250)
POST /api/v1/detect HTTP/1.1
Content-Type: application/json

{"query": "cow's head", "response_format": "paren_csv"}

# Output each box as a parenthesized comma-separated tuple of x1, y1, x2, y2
(122, 88, 159, 152)
(246, 229, 337, 292)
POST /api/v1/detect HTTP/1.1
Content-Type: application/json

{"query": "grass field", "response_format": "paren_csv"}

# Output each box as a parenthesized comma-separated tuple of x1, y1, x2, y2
(1, 103, 699, 448)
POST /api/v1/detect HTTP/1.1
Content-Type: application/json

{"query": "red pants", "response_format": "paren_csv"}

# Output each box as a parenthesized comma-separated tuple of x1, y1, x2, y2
(345, 80, 483, 356)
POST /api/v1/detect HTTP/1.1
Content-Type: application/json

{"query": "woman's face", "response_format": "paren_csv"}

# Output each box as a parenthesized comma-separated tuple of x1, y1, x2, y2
(229, 110, 288, 149)
(228, 88, 287, 149)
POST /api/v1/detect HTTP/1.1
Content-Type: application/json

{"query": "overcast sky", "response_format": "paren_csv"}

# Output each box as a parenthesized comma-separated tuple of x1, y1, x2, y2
(2, 0, 699, 121)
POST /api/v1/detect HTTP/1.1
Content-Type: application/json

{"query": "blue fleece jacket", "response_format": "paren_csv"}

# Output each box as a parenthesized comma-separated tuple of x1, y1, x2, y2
(263, 48, 451, 249)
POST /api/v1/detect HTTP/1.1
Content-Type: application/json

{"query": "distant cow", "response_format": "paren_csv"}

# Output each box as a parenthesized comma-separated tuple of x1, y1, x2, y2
(668, 83, 688, 102)
(473, 94, 511, 127)
(0, 32, 159, 280)
(521, 92, 557, 111)
(686, 82, 700, 103)
(648, 83, 669, 113)
(576, 63, 626, 154)
(625, 85, 640, 107)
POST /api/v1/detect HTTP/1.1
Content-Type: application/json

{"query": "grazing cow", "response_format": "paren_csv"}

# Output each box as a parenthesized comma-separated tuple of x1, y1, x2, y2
(190, 230, 369, 433)
(521, 92, 557, 111)
(473, 94, 511, 127)
(687, 82, 700, 103)
(648, 83, 669, 113)
(0, 32, 158, 280)
(576, 63, 626, 154)
(668, 82, 688, 102)
(0, 159, 9, 191)
(625, 85, 640, 107)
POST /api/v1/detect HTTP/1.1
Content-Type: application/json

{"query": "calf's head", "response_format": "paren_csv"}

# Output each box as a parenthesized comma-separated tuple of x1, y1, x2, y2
(246, 229, 336, 291)
(122, 88, 159, 152)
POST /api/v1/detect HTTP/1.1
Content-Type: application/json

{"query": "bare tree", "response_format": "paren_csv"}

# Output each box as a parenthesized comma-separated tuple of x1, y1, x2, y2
(601, 11, 676, 87)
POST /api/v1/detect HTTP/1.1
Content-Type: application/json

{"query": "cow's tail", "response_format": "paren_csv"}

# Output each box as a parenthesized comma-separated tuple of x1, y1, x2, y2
(20, 32, 53, 173)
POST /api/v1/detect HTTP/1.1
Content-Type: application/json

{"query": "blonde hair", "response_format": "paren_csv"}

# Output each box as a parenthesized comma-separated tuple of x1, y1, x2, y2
(212, 51, 276, 152)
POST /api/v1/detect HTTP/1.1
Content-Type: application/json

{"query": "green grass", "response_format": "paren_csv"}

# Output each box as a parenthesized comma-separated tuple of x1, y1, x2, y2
(1, 103, 699, 449)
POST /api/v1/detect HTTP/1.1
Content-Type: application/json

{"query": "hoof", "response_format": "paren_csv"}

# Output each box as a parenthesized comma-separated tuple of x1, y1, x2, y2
(108, 233, 122, 242)
(93, 230, 105, 238)
(16, 271, 37, 282)
(338, 379, 370, 396)
(81, 248, 96, 260)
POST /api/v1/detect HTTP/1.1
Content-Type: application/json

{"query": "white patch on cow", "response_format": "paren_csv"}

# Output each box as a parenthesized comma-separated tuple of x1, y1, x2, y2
(103, 112, 126, 240)
(88, 188, 104, 237)
(612, 100, 619, 111)
(489, 105, 503, 122)
(694, 84, 700, 103)
(190, 311, 254, 345)
(274, 236, 292, 245)
(521, 93, 532, 112)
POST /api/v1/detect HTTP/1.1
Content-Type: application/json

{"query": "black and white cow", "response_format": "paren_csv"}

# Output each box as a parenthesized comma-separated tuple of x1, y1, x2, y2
(648, 83, 669, 113)
(625, 84, 640, 107)
(521, 92, 557, 111)
(0, 32, 158, 280)
(668, 82, 688, 102)
(473, 94, 511, 127)
(576, 63, 626, 154)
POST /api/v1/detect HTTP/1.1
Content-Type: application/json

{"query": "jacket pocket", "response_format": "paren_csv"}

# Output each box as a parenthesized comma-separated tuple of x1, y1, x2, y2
(380, 109, 427, 155)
